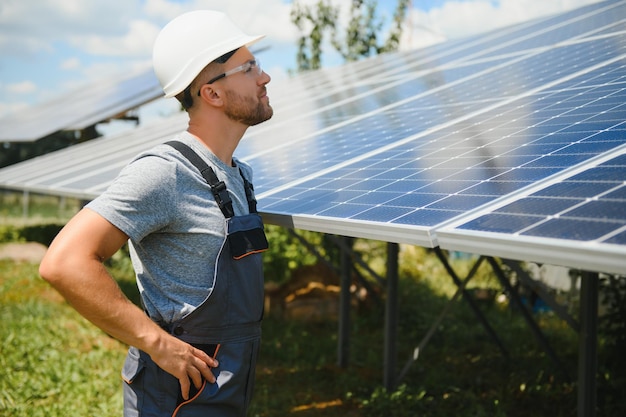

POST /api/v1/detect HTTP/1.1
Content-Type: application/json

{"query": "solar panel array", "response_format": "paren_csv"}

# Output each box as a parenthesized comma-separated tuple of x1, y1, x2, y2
(0, 66, 162, 142)
(0, 0, 624, 274)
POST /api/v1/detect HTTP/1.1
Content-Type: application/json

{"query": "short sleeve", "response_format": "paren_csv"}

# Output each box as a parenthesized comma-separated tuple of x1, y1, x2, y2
(86, 154, 178, 242)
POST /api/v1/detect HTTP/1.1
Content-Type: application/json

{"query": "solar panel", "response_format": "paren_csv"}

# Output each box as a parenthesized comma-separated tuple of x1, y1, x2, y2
(0, 66, 163, 142)
(437, 148, 626, 274)
(0, 0, 624, 273)
(254, 32, 626, 250)
(0, 113, 188, 198)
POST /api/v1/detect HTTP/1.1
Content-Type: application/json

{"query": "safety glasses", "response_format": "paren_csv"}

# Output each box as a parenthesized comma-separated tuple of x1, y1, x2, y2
(198, 58, 262, 96)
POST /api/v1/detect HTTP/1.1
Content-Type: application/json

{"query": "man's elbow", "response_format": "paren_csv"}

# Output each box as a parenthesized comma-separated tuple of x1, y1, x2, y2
(39, 249, 68, 286)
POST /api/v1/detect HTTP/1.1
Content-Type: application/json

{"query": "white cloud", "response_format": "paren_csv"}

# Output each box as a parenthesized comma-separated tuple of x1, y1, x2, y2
(0, 101, 29, 117)
(68, 18, 161, 57)
(0, 1, 140, 57)
(5, 81, 37, 94)
(0, 81, 35, 118)
(143, 0, 189, 20)
(402, 0, 602, 49)
(60, 57, 81, 70)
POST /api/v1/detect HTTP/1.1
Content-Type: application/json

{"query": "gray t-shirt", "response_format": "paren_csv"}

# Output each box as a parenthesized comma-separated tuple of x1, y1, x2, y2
(86, 131, 254, 323)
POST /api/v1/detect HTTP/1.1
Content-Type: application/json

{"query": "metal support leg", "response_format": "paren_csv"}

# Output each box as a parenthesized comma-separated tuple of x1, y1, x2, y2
(578, 271, 598, 417)
(328, 234, 386, 286)
(384, 242, 399, 390)
(287, 230, 381, 304)
(338, 236, 352, 368)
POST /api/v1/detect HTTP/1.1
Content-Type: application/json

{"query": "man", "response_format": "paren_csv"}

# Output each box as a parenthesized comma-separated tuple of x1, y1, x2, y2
(39, 10, 273, 417)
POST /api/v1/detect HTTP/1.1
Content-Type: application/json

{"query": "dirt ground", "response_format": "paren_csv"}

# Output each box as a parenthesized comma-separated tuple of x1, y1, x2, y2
(0, 242, 48, 263)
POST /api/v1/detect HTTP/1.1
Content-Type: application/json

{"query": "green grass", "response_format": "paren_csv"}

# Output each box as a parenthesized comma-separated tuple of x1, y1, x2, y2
(1, 253, 589, 417)
(0, 261, 126, 416)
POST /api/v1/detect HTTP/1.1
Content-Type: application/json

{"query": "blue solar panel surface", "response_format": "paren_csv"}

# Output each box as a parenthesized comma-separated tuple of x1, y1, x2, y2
(251, 4, 626, 224)
(0, 0, 623, 273)
(248, 0, 626, 272)
(437, 147, 626, 273)
(458, 154, 626, 241)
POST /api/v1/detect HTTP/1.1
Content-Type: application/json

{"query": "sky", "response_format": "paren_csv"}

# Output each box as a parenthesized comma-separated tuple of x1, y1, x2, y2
(0, 0, 603, 124)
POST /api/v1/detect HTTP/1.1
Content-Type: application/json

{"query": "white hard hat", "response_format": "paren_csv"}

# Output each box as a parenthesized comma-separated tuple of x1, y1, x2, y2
(153, 10, 265, 98)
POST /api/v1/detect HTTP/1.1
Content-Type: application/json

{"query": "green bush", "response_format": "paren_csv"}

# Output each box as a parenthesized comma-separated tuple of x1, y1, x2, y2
(0, 223, 63, 245)
(598, 275, 626, 416)
(262, 225, 320, 284)
(19, 224, 64, 246)
(0, 224, 23, 243)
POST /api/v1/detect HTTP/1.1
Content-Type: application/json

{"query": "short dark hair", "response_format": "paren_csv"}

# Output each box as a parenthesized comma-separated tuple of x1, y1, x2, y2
(215, 48, 239, 64)
(179, 86, 194, 110)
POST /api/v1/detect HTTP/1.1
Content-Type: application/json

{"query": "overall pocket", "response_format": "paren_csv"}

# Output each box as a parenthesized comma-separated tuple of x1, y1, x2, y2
(121, 347, 146, 417)
(121, 346, 145, 385)
(175, 344, 220, 407)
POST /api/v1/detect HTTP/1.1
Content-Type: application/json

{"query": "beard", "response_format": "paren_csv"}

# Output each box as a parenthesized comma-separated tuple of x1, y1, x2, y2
(223, 88, 273, 126)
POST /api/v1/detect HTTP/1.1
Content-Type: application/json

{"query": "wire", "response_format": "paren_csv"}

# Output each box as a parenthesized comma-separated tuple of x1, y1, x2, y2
(171, 344, 221, 417)
(171, 380, 207, 417)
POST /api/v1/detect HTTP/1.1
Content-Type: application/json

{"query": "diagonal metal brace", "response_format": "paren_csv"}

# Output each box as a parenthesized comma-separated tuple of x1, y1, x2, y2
(487, 257, 571, 381)
(435, 248, 510, 358)
(396, 254, 487, 384)
(502, 259, 579, 332)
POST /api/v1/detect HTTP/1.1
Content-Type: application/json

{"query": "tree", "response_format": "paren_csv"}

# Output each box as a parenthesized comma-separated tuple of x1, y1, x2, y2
(290, 0, 411, 71)
(291, 0, 338, 71)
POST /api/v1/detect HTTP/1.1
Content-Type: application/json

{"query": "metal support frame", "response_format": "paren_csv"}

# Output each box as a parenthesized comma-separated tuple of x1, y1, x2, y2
(281, 229, 603, 414)
(338, 236, 352, 368)
(487, 257, 571, 380)
(22, 190, 29, 218)
(396, 254, 487, 385)
(286, 229, 338, 275)
(502, 259, 579, 331)
(384, 242, 399, 390)
(495, 259, 602, 416)
(434, 248, 509, 357)
(328, 234, 386, 286)
(396, 252, 573, 385)
(287, 229, 382, 303)
(578, 271, 598, 417)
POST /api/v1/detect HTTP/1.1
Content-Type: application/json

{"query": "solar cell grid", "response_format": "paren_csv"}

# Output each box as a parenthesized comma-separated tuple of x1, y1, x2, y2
(532, 181, 615, 198)
(258, 35, 620, 153)
(605, 231, 626, 245)
(247, 32, 626, 194)
(524, 218, 621, 241)
(434, 1, 623, 63)
(258, 44, 626, 246)
(439, 147, 626, 273)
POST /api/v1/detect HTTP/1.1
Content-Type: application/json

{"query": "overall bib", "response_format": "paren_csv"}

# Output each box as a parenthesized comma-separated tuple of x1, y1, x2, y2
(122, 141, 268, 417)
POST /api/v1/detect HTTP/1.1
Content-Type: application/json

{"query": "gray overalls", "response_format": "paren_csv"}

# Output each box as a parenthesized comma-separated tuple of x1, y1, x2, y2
(122, 141, 268, 417)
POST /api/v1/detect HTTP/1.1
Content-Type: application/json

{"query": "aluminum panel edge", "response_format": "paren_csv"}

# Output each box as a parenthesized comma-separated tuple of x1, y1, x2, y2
(436, 228, 626, 275)
(260, 212, 437, 247)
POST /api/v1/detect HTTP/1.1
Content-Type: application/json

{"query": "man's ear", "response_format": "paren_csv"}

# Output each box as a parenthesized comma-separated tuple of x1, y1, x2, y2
(198, 84, 223, 107)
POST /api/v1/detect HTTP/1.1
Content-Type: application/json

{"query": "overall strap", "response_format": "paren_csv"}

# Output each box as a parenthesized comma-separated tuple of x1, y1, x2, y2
(165, 141, 257, 217)
(240, 169, 258, 214)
